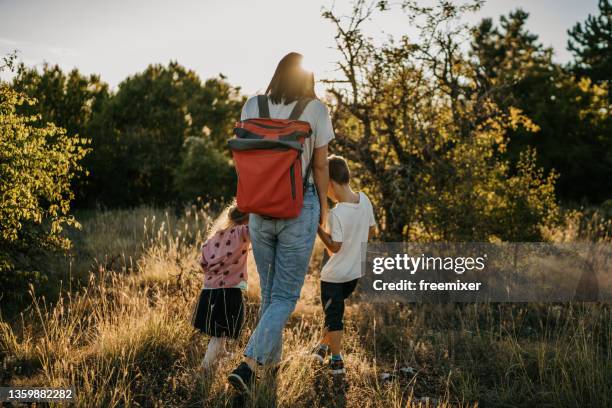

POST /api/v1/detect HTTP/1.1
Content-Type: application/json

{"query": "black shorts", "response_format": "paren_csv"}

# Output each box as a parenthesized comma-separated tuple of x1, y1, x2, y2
(320, 279, 359, 331)
(191, 288, 244, 339)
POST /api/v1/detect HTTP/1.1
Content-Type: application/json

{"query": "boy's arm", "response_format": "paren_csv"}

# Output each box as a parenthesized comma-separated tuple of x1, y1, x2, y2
(318, 225, 342, 254)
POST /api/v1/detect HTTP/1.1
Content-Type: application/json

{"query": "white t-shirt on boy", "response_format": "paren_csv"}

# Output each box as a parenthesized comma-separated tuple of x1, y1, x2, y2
(321, 192, 376, 283)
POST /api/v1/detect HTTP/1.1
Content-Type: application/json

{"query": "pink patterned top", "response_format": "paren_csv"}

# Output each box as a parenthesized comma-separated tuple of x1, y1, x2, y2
(200, 225, 250, 289)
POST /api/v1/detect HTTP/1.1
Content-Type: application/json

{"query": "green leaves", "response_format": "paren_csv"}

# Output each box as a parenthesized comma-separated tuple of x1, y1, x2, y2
(83, 63, 243, 207)
(11, 62, 244, 208)
(172, 136, 235, 205)
(472, 9, 611, 203)
(567, 0, 612, 84)
(0, 83, 87, 243)
(0, 76, 88, 310)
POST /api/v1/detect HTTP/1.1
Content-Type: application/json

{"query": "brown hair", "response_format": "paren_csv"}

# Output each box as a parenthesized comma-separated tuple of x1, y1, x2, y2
(266, 52, 316, 104)
(328, 155, 350, 185)
(228, 204, 248, 224)
(206, 201, 248, 239)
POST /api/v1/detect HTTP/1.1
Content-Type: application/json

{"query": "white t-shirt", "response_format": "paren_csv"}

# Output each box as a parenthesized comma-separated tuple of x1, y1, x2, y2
(321, 192, 376, 283)
(241, 96, 335, 182)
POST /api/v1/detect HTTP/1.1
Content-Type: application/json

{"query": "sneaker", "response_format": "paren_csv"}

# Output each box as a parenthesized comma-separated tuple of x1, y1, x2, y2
(329, 359, 346, 376)
(309, 345, 328, 364)
(228, 362, 255, 394)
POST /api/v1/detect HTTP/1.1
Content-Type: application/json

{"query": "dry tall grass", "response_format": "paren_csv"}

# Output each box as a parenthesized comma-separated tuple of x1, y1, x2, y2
(1, 208, 610, 407)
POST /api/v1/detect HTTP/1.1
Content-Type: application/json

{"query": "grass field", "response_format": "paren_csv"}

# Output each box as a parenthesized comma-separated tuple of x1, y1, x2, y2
(1, 207, 610, 407)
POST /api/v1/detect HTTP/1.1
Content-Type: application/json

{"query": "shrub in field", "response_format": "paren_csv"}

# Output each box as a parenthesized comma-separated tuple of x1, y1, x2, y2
(0, 54, 88, 312)
(173, 136, 236, 206)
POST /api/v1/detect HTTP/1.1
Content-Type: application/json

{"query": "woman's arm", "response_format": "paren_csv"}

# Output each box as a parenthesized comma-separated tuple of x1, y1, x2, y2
(312, 145, 329, 226)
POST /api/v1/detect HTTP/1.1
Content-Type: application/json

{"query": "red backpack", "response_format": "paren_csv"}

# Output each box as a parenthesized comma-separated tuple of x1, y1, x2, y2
(228, 95, 314, 218)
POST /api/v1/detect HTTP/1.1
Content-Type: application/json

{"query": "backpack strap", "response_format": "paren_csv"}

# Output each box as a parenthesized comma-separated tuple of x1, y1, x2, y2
(257, 95, 270, 118)
(289, 98, 313, 121)
(291, 98, 316, 192)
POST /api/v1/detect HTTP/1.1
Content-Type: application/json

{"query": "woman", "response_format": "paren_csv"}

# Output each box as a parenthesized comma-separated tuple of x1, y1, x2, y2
(228, 52, 334, 393)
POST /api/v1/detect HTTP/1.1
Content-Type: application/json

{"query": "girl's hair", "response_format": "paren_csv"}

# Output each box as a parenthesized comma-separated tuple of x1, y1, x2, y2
(266, 52, 317, 104)
(206, 201, 249, 240)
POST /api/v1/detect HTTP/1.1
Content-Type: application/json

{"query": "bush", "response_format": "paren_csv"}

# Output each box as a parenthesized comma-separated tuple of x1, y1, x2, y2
(0, 56, 88, 313)
(173, 136, 236, 206)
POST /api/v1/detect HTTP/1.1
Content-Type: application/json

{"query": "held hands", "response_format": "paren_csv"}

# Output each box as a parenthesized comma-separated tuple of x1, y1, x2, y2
(317, 224, 330, 251)
(317, 223, 342, 254)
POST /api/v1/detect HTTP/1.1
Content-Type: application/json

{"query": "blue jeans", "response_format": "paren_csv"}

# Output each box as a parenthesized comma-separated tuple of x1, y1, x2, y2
(244, 186, 320, 364)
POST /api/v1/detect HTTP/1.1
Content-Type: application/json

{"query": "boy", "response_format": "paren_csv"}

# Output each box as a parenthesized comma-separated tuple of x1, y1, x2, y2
(311, 155, 376, 376)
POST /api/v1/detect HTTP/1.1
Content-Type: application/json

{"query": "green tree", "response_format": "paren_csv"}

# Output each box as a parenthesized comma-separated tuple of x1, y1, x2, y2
(0, 54, 89, 310)
(11, 63, 109, 206)
(11, 63, 109, 138)
(568, 0, 612, 84)
(12, 62, 243, 208)
(86, 62, 243, 207)
(471, 9, 611, 203)
(323, 0, 558, 241)
(173, 136, 235, 205)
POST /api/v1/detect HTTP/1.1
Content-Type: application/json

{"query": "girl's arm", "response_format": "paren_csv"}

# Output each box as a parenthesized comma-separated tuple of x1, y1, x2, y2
(199, 242, 209, 272)
(240, 224, 250, 241)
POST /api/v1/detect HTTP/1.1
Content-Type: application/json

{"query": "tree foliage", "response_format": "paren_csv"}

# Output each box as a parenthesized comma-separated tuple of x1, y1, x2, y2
(173, 136, 235, 205)
(12, 62, 243, 208)
(1, 54, 89, 307)
(472, 9, 611, 203)
(567, 0, 612, 84)
(12, 63, 109, 139)
(11, 63, 109, 204)
(323, 0, 559, 241)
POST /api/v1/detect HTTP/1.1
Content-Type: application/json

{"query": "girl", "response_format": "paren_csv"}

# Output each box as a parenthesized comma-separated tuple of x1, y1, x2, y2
(192, 202, 250, 373)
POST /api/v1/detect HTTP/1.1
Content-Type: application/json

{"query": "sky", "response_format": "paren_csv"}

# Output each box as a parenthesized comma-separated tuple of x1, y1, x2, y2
(0, 0, 601, 95)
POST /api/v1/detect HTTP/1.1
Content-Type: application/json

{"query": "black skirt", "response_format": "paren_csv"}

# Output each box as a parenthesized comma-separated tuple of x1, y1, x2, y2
(191, 288, 245, 339)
